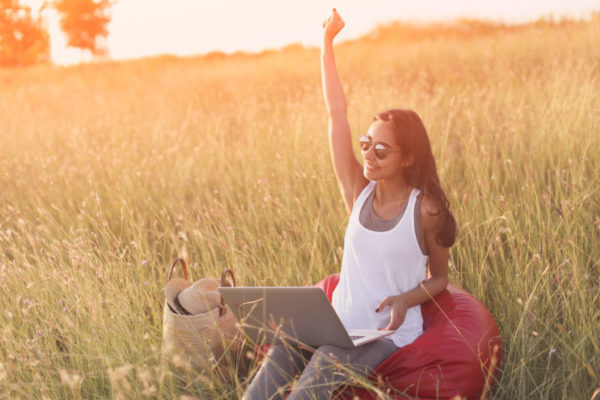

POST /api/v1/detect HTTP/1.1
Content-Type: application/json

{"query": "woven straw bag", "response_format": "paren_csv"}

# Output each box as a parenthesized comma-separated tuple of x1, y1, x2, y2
(162, 259, 240, 369)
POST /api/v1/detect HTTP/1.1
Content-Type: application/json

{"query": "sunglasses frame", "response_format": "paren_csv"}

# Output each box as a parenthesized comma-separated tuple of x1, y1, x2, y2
(359, 135, 403, 160)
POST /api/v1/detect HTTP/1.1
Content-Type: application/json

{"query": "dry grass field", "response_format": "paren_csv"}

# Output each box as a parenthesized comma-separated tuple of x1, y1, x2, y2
(0, 16, 599, 399)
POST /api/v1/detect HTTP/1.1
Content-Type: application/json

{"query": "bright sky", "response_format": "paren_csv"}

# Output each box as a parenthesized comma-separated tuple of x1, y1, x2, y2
(22, 0, 600, 65)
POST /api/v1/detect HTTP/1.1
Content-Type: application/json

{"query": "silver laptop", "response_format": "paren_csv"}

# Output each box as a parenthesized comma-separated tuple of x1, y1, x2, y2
(218, 287, 393, 348)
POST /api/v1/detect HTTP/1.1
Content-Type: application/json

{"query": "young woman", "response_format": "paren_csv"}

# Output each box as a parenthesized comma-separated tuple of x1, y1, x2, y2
(243, 9, 457, 399)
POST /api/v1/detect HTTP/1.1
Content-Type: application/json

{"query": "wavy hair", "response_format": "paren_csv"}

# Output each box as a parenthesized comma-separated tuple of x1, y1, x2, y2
(373, 109, 457, 247)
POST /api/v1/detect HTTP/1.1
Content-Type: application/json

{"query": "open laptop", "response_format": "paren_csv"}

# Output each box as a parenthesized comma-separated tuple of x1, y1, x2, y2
(218, 287, 393, 348)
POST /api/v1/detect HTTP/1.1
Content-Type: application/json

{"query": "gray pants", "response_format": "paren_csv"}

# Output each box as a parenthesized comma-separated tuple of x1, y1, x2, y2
(242, 338, 398, 400)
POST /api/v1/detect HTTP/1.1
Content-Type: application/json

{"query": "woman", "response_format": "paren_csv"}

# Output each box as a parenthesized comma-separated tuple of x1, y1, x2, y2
(243, 8, 457, 399)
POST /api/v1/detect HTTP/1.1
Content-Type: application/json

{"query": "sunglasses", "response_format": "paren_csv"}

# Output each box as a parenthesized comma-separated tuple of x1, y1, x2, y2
(359, 135, 402, 160)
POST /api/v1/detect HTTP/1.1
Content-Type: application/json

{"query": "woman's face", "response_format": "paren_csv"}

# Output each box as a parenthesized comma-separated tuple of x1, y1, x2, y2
(361, 120, 405, 181)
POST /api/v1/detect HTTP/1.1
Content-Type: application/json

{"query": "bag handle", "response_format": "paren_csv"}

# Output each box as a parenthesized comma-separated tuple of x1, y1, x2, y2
(168, 258, 189, 281)
(219, 268, 235, 317)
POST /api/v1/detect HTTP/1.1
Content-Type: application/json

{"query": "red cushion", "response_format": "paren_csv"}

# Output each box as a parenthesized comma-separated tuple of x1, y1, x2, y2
(314, 274, 502, 400)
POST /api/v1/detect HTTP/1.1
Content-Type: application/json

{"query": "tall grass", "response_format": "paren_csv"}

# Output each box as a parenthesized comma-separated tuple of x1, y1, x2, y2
(0, 16, 599, 399)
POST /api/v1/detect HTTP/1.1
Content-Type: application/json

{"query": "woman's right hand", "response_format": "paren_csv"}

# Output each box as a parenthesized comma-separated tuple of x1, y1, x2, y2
(322, 8, 345, 41)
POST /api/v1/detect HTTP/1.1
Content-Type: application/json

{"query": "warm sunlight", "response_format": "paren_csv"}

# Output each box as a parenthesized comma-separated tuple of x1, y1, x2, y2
(20, 0, 600, 65)
(2, 0, 599, 398)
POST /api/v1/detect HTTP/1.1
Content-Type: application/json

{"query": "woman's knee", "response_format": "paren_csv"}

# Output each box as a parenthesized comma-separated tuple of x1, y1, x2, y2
(313, 344, 348, 365)
(266, 344, 287, 358)
(265, 343, 310, 369)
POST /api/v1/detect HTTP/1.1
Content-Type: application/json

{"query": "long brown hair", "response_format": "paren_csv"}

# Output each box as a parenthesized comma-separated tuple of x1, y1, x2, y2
(374, 109, 457, 247)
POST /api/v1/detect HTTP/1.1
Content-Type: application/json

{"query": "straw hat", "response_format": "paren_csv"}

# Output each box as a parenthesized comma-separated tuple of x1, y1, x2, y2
(165, 278, 221, 315)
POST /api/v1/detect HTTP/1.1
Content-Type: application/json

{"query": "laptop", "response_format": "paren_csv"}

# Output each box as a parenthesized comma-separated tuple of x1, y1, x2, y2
(218, 287, 393, 348)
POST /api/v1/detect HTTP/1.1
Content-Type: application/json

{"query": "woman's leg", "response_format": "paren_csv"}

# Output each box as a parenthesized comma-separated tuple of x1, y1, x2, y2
(287, 338, 398, 400)
(242, 343, 313, 400)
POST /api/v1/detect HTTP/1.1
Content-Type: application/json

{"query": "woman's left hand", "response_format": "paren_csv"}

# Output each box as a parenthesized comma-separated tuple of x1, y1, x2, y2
(375, 294, 410, 330)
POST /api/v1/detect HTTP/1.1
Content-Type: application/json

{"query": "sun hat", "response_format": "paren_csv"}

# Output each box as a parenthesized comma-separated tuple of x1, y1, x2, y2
(165, 277, 221, 315)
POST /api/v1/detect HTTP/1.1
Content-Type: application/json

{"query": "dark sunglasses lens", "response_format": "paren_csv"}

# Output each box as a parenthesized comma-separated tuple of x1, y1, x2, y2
(359, 138, 371, 151)
(374, 148, 388, 159)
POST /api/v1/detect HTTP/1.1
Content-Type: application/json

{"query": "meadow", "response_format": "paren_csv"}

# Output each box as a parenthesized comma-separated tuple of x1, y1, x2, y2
(0, 16, 599, 399)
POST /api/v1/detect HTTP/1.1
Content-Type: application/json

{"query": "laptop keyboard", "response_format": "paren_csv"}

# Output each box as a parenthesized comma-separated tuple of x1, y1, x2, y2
(350, 335, 365, 340)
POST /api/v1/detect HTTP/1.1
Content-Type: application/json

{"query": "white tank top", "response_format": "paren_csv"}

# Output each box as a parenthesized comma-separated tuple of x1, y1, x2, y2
(331, 181, 428, 347)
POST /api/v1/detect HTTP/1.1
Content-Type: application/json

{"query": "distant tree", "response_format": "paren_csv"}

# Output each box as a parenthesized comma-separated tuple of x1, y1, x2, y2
(53, 0, 113, 59)
(0, 0, 51, 67)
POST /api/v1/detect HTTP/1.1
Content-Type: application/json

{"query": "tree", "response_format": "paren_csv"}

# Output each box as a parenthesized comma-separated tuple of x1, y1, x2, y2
(53, 0, 113, 58)
(0, 0, 51, 67)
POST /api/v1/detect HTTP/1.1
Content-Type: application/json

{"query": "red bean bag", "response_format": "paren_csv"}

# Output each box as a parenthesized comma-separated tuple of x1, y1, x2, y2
(314, 273, 502, 400)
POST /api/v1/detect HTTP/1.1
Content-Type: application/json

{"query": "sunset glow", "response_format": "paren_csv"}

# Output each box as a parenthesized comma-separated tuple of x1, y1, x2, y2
(3, 0, 599, 397)
(20, 0, 600, 65)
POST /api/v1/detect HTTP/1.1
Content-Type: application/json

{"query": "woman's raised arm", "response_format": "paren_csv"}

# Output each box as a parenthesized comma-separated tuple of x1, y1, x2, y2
(321, 9, 368, 213)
